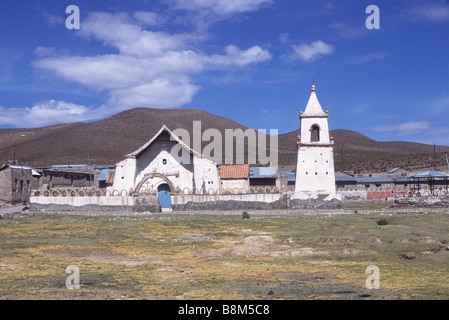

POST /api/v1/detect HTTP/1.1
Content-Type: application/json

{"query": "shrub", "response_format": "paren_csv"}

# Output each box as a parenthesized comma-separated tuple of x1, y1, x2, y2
(242, 211, 250, 219)
(376, 218, 389, 225)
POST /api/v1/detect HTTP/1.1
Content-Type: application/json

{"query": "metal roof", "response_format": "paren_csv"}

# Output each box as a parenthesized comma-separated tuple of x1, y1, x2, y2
(356, 177, 395, 184)
(51, 164, 89, 169)
(277, 171, 296, 182)
(98, 169, 110, 181)
(414, 170, 449, 178)
(249, 167, 277, 179)
(388, 167, 401, 173)
(98, 169, 116, 182)
(335, 177, 357, 182)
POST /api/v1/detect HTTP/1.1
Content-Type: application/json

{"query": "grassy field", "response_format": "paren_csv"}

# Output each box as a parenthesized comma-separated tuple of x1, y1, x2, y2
(0, 209, 448, 300)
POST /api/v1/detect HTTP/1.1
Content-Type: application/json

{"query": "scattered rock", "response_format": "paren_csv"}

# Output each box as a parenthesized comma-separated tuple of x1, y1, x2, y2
(398, 253, 415, 260)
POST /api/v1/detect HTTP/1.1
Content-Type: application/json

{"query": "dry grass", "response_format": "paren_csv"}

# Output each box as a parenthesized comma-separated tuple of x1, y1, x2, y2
(0, 211, 448, 300)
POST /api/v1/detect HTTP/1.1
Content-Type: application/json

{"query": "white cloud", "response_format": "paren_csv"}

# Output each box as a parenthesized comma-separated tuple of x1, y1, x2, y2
(171, 0, 273, 16)
(34, 11, 271, 112)
(343, 51, 392, 65)
(207, 45, 272, 68)
(410, 3, 449, 22)
(287, 41, 334, 62)
(0, 100, 98, 128)
(133, 11, 164, 26)
(372, 121, 431, 136)
(44, 13, 64, 26)
(34, 46, 56, 57)
(107, 77, 201, 109)
(328, 23, 366, 40)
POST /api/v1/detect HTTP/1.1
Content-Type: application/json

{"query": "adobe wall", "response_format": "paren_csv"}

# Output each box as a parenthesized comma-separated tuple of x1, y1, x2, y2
(0, 167, 32, 204)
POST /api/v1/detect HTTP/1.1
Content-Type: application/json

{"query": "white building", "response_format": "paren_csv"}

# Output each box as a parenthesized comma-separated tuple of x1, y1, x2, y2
(112, 125, 221, 202)
(292, 85, 341, 207)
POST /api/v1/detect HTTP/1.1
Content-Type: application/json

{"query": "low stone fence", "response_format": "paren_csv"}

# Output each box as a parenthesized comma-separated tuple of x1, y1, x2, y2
(393, 196, 449, 208)
(171, 193, 286, 211)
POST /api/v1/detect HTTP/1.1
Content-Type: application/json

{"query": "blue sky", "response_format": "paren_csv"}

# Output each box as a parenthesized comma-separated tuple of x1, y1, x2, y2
(1, 0, 449, 145)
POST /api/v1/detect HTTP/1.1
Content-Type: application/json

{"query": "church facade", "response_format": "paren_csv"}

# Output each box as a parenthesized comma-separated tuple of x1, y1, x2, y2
(112, 125, 221, 206)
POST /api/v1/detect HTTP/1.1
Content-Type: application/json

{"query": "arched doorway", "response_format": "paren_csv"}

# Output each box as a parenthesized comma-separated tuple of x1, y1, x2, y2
(134, 173, 175, 195)
(157, 183, 172, 210)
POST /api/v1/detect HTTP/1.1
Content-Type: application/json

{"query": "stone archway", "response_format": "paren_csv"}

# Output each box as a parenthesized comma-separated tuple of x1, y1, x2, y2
(134, 173, 176, 195)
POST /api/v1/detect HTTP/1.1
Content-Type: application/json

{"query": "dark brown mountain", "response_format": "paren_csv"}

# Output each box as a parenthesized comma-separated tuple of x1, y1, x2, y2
(1, 107, 448, 172)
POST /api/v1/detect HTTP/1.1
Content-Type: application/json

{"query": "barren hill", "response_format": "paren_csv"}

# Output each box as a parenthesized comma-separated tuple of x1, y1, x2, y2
(1, 107, 448, 173)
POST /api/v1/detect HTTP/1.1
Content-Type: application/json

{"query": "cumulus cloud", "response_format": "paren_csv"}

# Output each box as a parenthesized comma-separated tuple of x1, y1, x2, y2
(33, 11, 271, 113)
(0, 100, 97, 128)
(287, 40, 334, 62)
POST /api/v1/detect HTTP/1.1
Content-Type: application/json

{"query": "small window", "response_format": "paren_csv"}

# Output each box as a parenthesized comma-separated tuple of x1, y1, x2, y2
(311, 125, 320, 142)
(162, 159, 167, 165)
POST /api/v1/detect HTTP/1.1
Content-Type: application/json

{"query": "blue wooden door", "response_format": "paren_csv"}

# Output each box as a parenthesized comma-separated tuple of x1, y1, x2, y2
(157, 184, 172, 209)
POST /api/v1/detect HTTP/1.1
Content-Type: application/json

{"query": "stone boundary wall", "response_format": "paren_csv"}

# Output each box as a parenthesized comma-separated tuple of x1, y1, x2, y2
(30, 195, 135, 207)
(171, 193, 286, 211)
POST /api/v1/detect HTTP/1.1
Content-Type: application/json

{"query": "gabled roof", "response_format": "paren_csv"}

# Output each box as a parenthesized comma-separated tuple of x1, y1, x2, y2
(126, 125, 201, 159)
(218, 165, 249, 179)
(301, 85, 327, 117)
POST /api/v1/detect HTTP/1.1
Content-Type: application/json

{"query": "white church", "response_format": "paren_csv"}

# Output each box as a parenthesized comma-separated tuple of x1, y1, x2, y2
(110, 84, 340, 210)
(112, 125, 221, 208)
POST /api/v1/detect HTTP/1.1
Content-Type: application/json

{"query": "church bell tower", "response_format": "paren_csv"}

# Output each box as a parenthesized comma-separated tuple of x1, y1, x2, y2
(292, 85, 340, 206)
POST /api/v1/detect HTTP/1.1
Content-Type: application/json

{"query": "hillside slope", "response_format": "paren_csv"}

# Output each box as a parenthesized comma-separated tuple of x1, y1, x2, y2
(1, 107, 448, 172)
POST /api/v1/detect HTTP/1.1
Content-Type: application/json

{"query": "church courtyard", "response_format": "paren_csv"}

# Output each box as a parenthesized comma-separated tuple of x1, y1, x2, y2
(0, 206, 448, 300)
